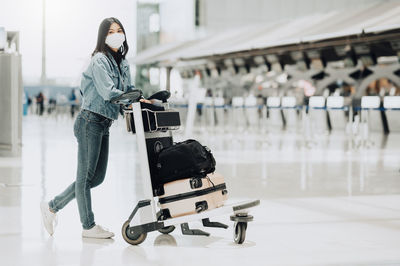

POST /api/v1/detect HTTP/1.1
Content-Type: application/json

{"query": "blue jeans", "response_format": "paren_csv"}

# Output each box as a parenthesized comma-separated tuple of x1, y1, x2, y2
(49, 109, 112, 229)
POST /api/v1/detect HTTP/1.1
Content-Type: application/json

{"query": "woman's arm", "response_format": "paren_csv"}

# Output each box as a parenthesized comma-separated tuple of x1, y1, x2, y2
(91, 56, 124, 101)
(123, 62, 154, 104)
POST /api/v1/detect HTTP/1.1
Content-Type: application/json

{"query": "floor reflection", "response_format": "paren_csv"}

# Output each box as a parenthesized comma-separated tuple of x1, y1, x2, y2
(0, 116, 399, 265)
(80, 238, 115, 266)
(153, 234, 177, 246)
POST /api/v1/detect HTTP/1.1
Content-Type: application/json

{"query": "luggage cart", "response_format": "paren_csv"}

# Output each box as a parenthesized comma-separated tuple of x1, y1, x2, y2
(112, 90, 260, 245)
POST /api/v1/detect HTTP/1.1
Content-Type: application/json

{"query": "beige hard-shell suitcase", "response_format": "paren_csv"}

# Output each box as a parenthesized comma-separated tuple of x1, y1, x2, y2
(158, 173, 228, 218)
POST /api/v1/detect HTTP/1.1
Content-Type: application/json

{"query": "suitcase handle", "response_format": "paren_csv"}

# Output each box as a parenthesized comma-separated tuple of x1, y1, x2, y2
(195, 201, 208, 213)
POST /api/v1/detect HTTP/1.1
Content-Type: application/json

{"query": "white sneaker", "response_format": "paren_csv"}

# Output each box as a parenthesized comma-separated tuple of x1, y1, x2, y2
(40, 202, 58, 236)
(82, 225, 114, 239)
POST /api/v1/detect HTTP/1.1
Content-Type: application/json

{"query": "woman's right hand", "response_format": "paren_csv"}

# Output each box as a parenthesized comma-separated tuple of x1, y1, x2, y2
(139, 99, 155, 104)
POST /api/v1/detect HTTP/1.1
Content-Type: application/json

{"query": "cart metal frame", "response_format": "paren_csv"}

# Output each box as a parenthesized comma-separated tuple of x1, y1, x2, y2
(119, 94, 259, 245)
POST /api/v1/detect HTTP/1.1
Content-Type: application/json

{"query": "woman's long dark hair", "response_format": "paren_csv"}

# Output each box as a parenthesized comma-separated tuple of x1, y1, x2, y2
(92, 17, 129, 59)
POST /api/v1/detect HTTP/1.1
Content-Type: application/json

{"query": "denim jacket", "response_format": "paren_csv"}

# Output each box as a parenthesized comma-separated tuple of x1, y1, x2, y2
(80, 52, 134, 120)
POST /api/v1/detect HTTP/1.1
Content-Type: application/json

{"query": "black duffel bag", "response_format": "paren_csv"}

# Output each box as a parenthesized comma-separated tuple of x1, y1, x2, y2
(156, 139, 216, 184)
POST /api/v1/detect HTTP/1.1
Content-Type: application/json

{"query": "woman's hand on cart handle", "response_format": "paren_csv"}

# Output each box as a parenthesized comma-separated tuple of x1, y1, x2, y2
(139, 98, 155, 104)
(126, 98, 155, 109)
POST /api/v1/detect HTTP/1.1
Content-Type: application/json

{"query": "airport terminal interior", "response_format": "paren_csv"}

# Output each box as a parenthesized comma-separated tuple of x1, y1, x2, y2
(1, 0, 400, 265)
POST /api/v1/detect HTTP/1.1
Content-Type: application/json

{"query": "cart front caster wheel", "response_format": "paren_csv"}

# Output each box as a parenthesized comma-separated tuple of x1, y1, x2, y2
(158, 225, 175, 234)
(233, 222, 247, 244)
(122, 220, 147, 245)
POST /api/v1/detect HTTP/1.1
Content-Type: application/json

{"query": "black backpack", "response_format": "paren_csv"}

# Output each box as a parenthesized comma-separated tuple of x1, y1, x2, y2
(156, 139, 216, 184)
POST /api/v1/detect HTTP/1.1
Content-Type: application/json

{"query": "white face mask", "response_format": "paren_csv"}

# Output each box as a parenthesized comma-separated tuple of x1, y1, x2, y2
(105, 33, 125, 49)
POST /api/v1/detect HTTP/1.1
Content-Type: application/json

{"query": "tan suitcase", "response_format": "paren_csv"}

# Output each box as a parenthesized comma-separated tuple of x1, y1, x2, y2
(158, 173, 228, 218)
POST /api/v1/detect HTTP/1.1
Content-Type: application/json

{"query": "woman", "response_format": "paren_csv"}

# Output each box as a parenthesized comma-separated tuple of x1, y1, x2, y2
(40, 17, 148, 239)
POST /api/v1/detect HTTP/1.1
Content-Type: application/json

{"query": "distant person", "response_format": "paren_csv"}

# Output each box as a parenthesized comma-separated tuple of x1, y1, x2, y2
(27, 96, 32, 107)
(36, 92, 44, 116)
(26, 96, 33, 115)
(48, 98, 56, 114)
(40, 17, 151, 239)
(206, 88, 213, 97)
(256, 94, 264, 118)
(69, 89, 77, 117)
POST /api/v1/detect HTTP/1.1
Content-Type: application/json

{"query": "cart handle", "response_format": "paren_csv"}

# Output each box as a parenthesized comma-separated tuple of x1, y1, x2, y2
(148, 90, 171, 103)
(111, 89, 143, 105)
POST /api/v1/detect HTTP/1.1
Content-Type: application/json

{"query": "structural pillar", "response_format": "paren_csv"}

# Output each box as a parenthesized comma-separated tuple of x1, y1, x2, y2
(0, 52, 23, 156)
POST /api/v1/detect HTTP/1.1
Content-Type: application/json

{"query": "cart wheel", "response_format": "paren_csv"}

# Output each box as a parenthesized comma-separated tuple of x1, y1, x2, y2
(122, 220, 147, 245)
(158, 225, 175, 234)
(233, 222, 247, 244)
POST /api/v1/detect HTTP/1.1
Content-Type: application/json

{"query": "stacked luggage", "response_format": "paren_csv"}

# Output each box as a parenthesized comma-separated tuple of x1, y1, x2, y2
(125, 104, 228, 219)
(156, 139, 227, 218)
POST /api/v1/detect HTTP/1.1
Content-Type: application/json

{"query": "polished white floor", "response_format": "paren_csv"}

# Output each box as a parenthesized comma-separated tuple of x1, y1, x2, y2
(1, 114, 400, 266)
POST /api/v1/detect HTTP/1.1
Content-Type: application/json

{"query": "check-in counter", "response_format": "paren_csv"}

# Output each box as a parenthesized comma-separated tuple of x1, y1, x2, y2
(281, 96, 299, 130)
(326, 96, 348, 131)
(204, 97, 215, 128)
(214, 97, 225, 128)
(361, 96, 384, 133)
(267, 96, 283, 129)
(244, 95, 259, 128)
(384, 96, 400, 132)
(308, 96, 329, 133)
(231, 97, 246, 129)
